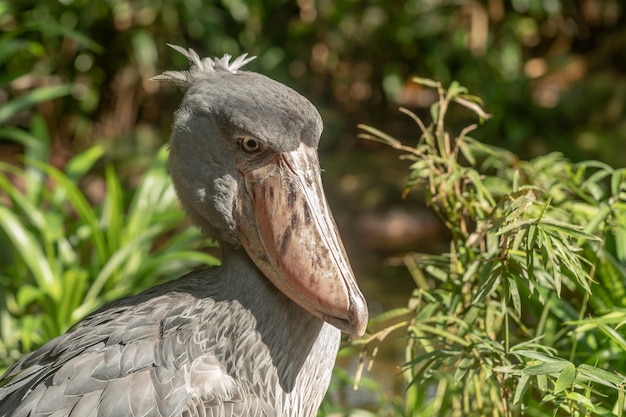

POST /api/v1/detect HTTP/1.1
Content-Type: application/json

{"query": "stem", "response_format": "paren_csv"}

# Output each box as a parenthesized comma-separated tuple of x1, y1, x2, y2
(505, 299, 510, 355)
(569, 291, 588, 362)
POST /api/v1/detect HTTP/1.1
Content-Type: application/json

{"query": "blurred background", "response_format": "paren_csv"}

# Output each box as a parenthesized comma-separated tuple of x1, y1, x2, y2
(1, 0, 625, 410)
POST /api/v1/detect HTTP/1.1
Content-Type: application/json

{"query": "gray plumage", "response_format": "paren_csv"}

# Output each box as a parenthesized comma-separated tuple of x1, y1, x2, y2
(0, 45, 367, 417)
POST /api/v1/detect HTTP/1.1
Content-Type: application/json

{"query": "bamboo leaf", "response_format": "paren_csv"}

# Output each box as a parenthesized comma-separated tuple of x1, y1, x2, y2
(471, 265, 501, 304)
(411, 77, 440, 88)
(453, 96, 492, 120)
(541, 219, 600, 242)
(507, 276, 521, 316)
(495, 218, 534, 236)
(513, 373, 531, 404)
(578, 364, 625, 388)
(446, 81, 468, 98)
(523, 361, 570, 376)
(554, 363, 576, 393)
(358, 124, 403, 147)
(514, 350, 564, 363)
(595, 322, 626, 350)
(565, 391, 595, 410)
(367, 307, 412, 326)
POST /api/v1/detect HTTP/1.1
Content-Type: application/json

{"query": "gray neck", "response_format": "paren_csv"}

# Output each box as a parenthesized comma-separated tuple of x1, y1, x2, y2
(215, 244, 341, 415)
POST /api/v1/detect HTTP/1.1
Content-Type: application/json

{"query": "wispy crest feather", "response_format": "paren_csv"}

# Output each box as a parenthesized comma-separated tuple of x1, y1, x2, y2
(152, 44, 256, 88)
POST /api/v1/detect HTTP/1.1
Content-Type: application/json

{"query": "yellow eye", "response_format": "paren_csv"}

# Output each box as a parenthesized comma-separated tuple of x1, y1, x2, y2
(240, 137, 261, 153)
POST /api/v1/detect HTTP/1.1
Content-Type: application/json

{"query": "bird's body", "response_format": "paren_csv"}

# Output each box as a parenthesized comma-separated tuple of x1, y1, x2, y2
(0, 46, 367, 417)
(0, 252, 339, 416)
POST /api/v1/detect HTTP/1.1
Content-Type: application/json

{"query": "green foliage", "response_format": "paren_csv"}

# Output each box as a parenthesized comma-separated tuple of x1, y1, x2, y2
(356, 79, 626, 416)
(0, 9, 218, 372)
(0, 127, 218, 373)
(3, 1, 625, 161)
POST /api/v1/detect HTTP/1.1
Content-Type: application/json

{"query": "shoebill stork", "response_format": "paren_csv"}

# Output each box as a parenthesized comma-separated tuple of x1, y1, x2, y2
(0, 45, 368, 417)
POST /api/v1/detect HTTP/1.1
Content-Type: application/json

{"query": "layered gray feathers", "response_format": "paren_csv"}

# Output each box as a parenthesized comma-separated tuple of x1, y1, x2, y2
(0, 256, 339, 416)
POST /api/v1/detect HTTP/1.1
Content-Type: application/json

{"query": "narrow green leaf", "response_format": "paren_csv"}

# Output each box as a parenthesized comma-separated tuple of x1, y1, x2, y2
(453, 96, 492, 120)
(584, 203, 611, 236)
(508, 276, 521, 316)
(565, 391, 595, 410)
(22, 21, 103, 53)
(125, 146, 172, 242)
(596, 322, 626, 350)
(412, 323, 470, 347)
(541, 219, 600, 242)
(554, 363, 576, 393)
(411, 77, 440, 88)
(495, 218, 534, 236)
(467, 168, 495, 206)
(357, 124, 403, 147)
(458, 141, 476, 165)
(430, 101, 440, 125)
(16, 285, 44, 308)
(578, 364, 624, 388)
(367, 307, 412, 326)
(0, 127, 47, 158)
(32, 161, 108, 264)
(0, 206, 58, 297)
(523, 361, 570, 376)
(537, 374, 548, 392)
(447, 80, 468, 98)
(60, 269, 89, 330)
(103, 165, 124, 254)
(612, 169, 625, 198)
(513, 373, 531, 404)
(471, 266, 500, 304)
(64, 145, 105, 182)
(514, 350, 565, 363)
(0, 85, 72, 125)
(24, 116, 51, 203)
(454, 356, 473, 383)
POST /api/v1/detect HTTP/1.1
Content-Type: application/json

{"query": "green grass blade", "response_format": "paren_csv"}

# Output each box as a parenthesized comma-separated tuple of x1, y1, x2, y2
(64, 145, 105, 183)
(0, 206, 58, 298)
(0, 85, 72, 125)
(30, 160, 108, 265)
(102, 165, 124, 254)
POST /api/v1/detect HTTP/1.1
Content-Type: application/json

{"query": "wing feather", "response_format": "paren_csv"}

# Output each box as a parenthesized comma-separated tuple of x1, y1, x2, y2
(69, 391, 100, 417)
(63, 355, 107, 395)
(0, 273, 281, 417)
(119, 339, 157, 374)
(97, 376, 132, 416)
(35, 383, 76, 414)
(128, 372, 158, 417)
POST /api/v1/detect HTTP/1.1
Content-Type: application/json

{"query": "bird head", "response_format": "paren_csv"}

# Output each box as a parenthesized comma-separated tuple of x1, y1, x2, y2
(154, 45, 368, 340)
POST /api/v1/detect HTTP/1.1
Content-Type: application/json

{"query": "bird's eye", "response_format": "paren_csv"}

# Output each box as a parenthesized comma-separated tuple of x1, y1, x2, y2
(240, 137, 261, 153)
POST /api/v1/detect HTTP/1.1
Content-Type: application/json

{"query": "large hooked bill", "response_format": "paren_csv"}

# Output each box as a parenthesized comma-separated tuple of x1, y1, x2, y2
(237, 142, 368, 340)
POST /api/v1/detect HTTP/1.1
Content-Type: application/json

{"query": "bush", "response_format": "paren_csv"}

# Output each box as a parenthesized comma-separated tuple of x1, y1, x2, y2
(351, 79, 626, 416)
(0, 115, 218, 374)
(0, 22, 218, 371)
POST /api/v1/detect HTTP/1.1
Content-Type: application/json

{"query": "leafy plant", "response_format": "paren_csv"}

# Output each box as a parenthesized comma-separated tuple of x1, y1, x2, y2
(0, 22, 218, 371)
(355, 78, 626, 416)
(0, 128, 218, 372)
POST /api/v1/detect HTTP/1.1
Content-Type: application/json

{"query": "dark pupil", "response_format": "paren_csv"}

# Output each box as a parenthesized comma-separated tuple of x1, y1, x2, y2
(244, 139, 257, 150)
